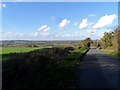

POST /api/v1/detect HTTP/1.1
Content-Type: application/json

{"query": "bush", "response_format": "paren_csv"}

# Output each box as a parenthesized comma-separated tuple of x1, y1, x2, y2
(3, 46, 88, 90)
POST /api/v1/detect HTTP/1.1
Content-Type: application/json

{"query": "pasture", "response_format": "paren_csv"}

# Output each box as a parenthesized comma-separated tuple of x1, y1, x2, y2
(1, 47, 43, 54)
(0, 47, 43, 60)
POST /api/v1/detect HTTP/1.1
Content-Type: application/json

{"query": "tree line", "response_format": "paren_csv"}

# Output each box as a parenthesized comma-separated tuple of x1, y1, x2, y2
(91, 28, 120, 55)
(78, 27, 120, 53)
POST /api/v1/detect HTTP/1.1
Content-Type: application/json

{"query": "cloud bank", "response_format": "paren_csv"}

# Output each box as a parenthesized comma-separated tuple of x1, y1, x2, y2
(2, 14, 118, 40)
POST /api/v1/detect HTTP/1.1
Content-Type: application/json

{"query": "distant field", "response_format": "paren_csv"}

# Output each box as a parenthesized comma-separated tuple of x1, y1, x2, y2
(0, 47, 44, 60)
(0, 47, 43, 54)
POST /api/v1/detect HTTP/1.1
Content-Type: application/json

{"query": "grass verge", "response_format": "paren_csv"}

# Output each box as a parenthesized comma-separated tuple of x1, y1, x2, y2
(101, 49, 120, 57)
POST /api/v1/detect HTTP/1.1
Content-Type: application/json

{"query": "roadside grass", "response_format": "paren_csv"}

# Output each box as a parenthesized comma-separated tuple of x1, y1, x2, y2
(66, 47, 87, 60)
(101, 49, 120, 57)
(51, 47, 88, 88)
(3, 47, 88, 89)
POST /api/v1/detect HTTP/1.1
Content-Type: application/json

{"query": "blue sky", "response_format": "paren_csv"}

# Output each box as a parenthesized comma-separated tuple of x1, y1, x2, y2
(1, 2, 118, 40)
(2, 0, 119, 2)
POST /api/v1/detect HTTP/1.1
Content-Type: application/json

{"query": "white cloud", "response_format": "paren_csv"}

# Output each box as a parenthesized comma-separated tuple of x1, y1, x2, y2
(88, 14, 96, 17)
(38, 25, 50, 32)
(87, 29, 96, 35)
(101, 32, 105, 38)
(79, 19, 89, 29)
(2, 4, 6, 8)
(92, 14, 117, 29)
(55, 32, 81, 38)
(1, 25, 51, 40)
(94, 32, 105, 40)
(33, 32, 38, 36)
(1, 31, 25, 40)
(32, 25, 50, 37)
(86, 29, 96, 39)
(59, 19, 70, 29)
(0, 3, 6, 8)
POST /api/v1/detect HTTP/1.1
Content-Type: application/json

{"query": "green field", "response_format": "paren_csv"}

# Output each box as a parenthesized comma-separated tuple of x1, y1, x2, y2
(0, 47, 43, 54)
(0, 47, 44, 60)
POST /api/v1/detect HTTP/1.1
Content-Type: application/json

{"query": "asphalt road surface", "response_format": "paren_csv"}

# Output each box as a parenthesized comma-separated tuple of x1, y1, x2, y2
(76, 48, 119, 89)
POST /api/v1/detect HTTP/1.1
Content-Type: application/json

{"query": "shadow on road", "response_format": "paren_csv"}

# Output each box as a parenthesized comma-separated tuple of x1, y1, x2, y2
(75, 48, 119, 89)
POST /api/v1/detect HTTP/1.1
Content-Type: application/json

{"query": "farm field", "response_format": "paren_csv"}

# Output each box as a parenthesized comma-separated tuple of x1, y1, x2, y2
(0, 47, 44, 60)
(0, 47, 43, 54)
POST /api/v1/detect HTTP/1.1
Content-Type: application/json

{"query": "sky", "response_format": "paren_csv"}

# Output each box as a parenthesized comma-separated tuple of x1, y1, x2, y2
(1, 2, 118, 40)
(2, 0, 120, 2)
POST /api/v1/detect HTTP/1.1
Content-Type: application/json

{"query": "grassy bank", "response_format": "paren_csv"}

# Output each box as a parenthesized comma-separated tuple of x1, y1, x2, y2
(3, 47, 88, 90)
(101, 49, 120, 57)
